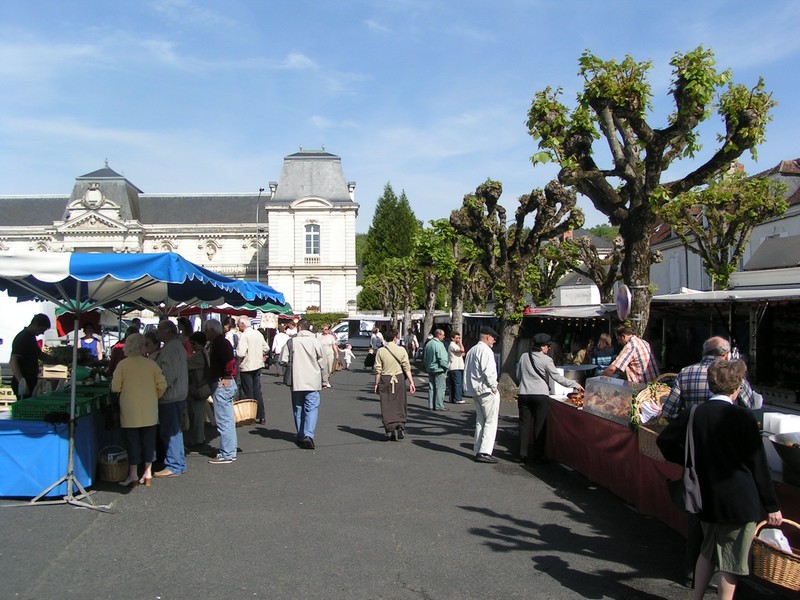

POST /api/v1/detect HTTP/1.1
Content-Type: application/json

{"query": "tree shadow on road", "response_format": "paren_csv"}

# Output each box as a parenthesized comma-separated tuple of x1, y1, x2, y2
(337, 425, 389, 442)
(457, 464, 690, 600)
(411, 438, 473, 460)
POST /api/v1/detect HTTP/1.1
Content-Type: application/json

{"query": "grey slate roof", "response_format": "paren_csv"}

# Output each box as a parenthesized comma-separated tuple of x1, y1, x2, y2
(269, 150, 354, 204)
(139, 194, 260, 224)
(744, 235, 800, 270)
(0, 150, 356, 228)
(0, 196, 68, 226)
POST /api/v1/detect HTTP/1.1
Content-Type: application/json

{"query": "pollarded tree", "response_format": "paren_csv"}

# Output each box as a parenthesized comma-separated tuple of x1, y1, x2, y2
(527, 46, 776, 335)
(657, 168, 787, 290)
(450, 179, 584, 396)
(541, 234, 626, 303)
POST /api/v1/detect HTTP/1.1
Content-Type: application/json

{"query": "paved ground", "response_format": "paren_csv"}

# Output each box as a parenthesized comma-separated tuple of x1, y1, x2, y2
(0, 355, 782, 599)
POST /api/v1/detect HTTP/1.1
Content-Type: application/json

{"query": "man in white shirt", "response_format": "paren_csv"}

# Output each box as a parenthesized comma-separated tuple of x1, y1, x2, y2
(236, 316, 269, 425)
(463, 326, 500, 463)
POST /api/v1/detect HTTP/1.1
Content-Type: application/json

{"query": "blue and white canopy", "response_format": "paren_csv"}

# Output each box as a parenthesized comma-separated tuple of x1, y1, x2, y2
(0, 251, 286, 311)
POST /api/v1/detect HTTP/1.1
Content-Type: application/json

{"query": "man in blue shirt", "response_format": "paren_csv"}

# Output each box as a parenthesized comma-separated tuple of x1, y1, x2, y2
(423, 328, 449, 411)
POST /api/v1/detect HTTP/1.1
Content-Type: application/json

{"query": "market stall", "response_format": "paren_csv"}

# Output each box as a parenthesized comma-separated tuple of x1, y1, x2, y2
(545, 395, 800, 535)
(0, 251, 287, 506)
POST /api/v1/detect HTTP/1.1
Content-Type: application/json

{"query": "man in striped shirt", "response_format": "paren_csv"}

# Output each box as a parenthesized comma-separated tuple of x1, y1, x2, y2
(600, 324, 659, 383)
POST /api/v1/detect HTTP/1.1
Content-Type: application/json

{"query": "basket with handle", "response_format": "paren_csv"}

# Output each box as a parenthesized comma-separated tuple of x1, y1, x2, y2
(630, 373, 676, 429)
(97, 445, 129, 482)
(752, 519, 800, 591)
(233, 399, 258, 426)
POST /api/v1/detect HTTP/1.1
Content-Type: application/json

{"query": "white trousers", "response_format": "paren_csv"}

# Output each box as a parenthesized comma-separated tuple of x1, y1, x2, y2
(473, 390, 500, 456)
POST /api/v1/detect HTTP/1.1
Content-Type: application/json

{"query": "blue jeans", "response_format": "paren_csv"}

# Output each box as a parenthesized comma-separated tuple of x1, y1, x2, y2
(158, 401, 186, 473)
(239, 368, 265, 421)
(427, 371, 447, 410)
(448, 369, 464, 403)
(291, 390, 320, 441)
(212, 380, 238, 459)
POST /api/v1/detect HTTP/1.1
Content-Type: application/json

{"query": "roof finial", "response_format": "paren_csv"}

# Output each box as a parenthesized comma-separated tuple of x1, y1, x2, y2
(105, 158, 109, 168)
(299, 145, 303, 151)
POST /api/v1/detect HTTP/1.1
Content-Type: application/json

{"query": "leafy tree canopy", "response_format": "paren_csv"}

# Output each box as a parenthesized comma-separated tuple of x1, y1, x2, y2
(526, 46, 776, 334)
(657, 168, 788, 289)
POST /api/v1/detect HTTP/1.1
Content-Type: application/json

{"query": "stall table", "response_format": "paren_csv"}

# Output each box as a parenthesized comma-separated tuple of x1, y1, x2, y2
(0, 383, 111, 498)
(545, 397, 798, 536)
(0, 413, 96, 497)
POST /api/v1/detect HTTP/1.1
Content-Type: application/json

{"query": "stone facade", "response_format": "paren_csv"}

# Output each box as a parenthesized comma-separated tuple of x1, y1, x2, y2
(0, 150, 359, 313)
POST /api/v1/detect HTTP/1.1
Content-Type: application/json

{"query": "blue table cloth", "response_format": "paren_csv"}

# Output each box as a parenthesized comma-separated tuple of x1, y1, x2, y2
(0, 414, 95, 498)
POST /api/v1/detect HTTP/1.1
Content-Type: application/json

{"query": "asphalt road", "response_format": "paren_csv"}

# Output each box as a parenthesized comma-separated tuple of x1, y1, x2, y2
(0, 355, 781, 600)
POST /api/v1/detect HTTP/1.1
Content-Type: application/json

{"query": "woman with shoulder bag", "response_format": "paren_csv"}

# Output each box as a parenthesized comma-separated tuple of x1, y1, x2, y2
(515, 333, 583, 464)
(374, 329, 416, 441)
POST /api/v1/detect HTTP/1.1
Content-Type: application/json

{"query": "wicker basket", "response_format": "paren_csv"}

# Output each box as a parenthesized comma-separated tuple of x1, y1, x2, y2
(638, 423, 667, 462)
(630, 373, 676, 429)
(97, 446, 129, 482)
(233, 399, 258, 426)
(752, 519, 800, 591)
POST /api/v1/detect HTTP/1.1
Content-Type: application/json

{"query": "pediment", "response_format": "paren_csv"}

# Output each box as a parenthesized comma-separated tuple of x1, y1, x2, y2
(291, 196, 333, 209)
(58, 212, 127, 232)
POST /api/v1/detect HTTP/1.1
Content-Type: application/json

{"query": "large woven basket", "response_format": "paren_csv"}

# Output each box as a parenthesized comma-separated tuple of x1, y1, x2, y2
(638, 423, 667, 462)
(97, 446, 129, 482)
(233, 399, 258, 426)
(752, 519, 800, 591)
(630, 372, 676, 429)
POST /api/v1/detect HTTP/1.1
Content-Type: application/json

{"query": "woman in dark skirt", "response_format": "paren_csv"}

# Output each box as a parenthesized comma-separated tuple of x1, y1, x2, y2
(373, 329, 416, 441)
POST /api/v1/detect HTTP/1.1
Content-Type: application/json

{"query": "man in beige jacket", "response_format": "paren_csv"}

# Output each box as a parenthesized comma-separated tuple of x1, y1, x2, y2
(236, 316, 269, 425)
(279, 320, 329, 449)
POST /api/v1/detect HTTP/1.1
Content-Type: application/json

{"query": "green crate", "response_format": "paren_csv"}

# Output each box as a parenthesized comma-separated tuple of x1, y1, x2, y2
(11, 396, 94, 420)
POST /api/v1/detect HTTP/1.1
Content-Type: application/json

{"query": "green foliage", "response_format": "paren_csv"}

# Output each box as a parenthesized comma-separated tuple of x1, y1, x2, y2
(657, 169, 788, 289)
(360, 183, 422, 309)
(587, 224, 619, 241)
(526, 46, 776, 334)
(302, 312, 348, 331)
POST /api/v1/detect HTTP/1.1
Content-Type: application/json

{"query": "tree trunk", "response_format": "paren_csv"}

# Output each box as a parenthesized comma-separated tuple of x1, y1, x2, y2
(619, 216, 654, 337)
(402, 304, 413, 338)
(421, 273, 437, 340)
(497, 307, 521, 402)
(450, 273, 464, 335)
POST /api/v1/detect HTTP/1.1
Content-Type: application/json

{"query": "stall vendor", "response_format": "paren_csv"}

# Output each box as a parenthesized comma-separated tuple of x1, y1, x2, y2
(600, 324, 659, 384)
(10, 314, 51, 399)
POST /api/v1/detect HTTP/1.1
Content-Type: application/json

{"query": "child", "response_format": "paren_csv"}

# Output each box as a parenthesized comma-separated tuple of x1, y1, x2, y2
(340, 344, 355, 370)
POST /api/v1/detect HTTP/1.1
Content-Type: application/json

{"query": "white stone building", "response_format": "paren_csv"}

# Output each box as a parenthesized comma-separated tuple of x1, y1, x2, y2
(650, 158, 800, 293)
(0, 149, 359, 313)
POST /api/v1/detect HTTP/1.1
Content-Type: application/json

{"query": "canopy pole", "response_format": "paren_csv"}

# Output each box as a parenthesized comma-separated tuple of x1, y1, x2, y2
(29, 281, 111, 512)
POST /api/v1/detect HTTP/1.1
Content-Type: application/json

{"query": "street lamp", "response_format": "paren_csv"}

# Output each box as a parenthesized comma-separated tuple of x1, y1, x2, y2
(255, 187, 264, 282)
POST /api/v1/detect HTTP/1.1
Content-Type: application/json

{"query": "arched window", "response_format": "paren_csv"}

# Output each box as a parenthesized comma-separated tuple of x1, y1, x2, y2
(305, 224, 320, 256)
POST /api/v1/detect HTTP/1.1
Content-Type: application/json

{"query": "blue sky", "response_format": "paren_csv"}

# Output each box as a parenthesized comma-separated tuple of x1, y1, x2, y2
(1, 0, 798, 232)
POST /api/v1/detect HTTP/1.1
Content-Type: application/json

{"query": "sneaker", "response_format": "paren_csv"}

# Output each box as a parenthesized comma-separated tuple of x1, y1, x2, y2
(454, 400, 466, 404)
(475, 453, 498, 464)
(396, 427, 405, 440)
(208, 456, 235, 464)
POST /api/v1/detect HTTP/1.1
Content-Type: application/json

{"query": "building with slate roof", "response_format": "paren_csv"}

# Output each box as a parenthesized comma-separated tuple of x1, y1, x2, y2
(650, 157, 800, 293)
(0, 149, 360, 313)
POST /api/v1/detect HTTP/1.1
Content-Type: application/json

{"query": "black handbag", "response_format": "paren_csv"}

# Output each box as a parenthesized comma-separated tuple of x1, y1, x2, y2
(666, 405, 702, 514)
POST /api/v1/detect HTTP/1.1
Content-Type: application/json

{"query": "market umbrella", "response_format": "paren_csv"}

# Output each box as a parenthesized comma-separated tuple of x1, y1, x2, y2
(0, 251, 287, 509)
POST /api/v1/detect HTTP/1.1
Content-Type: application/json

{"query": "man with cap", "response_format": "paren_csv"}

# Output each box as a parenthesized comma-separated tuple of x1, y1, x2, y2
(516, 333, 583, 464)
(464, 326, 501, 463)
